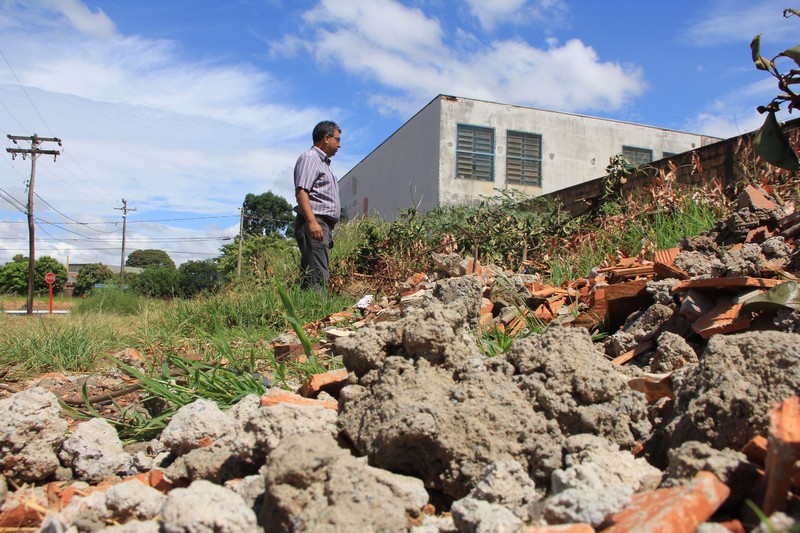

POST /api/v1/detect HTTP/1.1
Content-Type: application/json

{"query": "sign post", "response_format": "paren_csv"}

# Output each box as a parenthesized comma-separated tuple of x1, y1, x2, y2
(45, 271, 55, 314)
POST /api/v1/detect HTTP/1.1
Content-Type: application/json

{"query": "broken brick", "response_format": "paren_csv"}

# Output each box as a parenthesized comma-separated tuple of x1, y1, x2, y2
(524, 525, 594, 533)
(296, 369, 349, 399)
(679, 289, 715, 321)
(654, 247, 690, 280)
(612, 339, 655, 366)
(601, 471, 730, 533)
(742, 435, 769, 466)
(762, 396, 800, 516)
(260, 388, 338, 410)
(480, 297, 494, 315)
(672, 277, 785, 292)
(691, 296, 751, 339)
(738, 184, 780, 212)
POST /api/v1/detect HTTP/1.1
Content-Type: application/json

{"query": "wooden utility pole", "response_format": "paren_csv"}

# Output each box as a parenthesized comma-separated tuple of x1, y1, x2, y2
(115, 199, 136, 284)
(237, 208, 244, 278)
(6, 134, 61, 315)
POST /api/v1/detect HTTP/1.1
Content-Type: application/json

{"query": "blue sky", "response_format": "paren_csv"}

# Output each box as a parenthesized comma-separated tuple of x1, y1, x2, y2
(0, 0, 797, 267)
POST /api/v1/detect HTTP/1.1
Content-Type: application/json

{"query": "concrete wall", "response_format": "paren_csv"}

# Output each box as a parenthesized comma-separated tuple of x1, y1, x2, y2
(340, 95, 719, 220)
(340, 99, 442, 221)
(547, 116, 800, 216)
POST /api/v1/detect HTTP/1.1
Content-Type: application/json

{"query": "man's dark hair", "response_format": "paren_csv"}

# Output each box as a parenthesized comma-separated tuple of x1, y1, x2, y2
(313, 121, 340, 144)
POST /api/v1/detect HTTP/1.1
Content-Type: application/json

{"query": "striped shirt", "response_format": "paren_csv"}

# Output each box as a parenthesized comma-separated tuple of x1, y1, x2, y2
(293, 146, 340, 221)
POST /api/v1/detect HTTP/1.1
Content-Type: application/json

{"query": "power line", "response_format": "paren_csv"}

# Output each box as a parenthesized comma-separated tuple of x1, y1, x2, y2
(0, 236, 232, 242)
(0, 50, 55, 137)
(0, 186, 26, 212)
(0, 214, 241, 224)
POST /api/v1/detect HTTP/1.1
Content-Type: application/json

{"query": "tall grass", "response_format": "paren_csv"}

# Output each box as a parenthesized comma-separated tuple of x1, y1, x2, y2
(72, 288, 142, 315)
(168, 284, 354, 338)
(0, 314, 139, 377)
(546, 195, 723, 286)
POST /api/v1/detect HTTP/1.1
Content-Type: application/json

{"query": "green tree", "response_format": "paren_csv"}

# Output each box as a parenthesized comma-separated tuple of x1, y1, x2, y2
(218, 233, 290, 279)
(0, 257, 28, 294)
(178, 259, 220, 297)
(34, 256, 68, 293)
(126, 249, 176, 269)
(243, 191, 293, 236)
(130, 266, 178, 298)
(74, 263, 115, 296)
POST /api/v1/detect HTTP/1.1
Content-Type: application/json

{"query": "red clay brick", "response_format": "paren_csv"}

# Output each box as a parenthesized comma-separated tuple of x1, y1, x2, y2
(296, 369, 348, 398)
(260, 388, 338, 410)
(738, 184, 779, 212)
(762, 396, 800, 515)
(691, 297, 751, 339)
(524, 525, 594, 533)
(601, 471, 730, 533)
(742, 435, 769, 466)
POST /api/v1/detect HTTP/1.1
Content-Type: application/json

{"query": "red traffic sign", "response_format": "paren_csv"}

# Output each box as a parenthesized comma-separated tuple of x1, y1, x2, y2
(45, 272, 56, 284)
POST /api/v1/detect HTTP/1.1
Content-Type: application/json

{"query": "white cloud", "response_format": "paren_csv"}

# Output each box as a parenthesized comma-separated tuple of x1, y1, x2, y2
(466, 0, 526, 31)
(0, 1, 328, 266)
(684, 0, 797, 47)
(465, 0, 568, 32)
(681, 77, 792, 137)
(43, 0, 117, 39)
(285, 0, 644, 115)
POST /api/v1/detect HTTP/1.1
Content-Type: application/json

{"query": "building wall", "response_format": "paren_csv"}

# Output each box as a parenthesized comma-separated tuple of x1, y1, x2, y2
(340, 95, 719, 220)
(548, 116, 800, 215)
(340, 99, 442, 221)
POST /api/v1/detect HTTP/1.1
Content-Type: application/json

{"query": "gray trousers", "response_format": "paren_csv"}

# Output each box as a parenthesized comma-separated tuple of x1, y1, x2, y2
(294, 214, 333, 292)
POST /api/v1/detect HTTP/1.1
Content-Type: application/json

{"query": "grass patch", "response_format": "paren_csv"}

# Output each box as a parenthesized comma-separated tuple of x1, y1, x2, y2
(72, 288, 143, 315)
(0, 314, 138, 378)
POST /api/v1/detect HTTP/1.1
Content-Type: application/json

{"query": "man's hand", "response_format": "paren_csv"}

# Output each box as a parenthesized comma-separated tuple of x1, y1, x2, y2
(307, 219, 324, 241)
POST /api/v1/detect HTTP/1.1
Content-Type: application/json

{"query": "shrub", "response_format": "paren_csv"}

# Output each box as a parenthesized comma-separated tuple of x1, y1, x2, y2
(74, 263, 114, 296)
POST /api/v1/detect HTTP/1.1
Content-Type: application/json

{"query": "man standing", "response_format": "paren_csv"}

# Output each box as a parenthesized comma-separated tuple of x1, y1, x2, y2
(293, 121, 342, 292)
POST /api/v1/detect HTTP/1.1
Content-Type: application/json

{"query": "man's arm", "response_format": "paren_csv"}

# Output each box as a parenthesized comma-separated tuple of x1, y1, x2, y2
(295, 187, 323, 241)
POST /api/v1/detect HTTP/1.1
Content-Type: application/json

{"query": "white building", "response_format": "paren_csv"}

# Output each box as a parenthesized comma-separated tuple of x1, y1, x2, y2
(340, 95, 720, 221)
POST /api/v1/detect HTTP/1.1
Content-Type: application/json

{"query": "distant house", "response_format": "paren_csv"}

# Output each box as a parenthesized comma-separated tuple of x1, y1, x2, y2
(66, 263, 143, 285)
(339, 95, 720, 221)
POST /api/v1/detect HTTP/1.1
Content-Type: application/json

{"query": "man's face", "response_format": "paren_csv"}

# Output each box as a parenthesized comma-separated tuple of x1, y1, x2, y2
(321, 131, 341, 157)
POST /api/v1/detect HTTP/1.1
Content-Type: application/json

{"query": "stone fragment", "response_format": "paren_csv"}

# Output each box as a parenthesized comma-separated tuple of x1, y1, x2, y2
(162, 479, 259, 533)
(159, 399, 238, 456)
(0, 387, 68, 483)
(261, 434, 428, 532)
(59, 417, 133, 482)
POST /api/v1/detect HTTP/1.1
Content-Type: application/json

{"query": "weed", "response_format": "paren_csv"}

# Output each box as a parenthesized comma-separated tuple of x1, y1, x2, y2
(68, 351, 268, 442)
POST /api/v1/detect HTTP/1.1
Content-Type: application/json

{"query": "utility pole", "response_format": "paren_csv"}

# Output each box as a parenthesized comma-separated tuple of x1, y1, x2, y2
(6, 134, 61, 315)
(237, 208, 244, 278)
(115, 199, 136, 284)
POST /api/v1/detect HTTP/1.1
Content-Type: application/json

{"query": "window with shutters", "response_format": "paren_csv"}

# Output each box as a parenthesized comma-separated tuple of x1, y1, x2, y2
(456, 124, 494, 181)
(506, 130, 542, 186)
(621, 145, 653, 167)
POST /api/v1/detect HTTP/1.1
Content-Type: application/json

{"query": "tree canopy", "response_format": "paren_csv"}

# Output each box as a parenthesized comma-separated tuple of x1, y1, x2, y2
(0, 256, 67, 294)
(178, 259, 220, 297)
(126, 249, 176, 269)
(74, 263, 114, 296)
(243, 191, 293, 236)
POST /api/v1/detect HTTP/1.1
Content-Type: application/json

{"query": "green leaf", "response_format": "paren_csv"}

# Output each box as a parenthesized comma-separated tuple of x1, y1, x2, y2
(753, 111, 800, 170)
(778, 45, 800, 67)
(751, 35, 772, 71)
(741, 281, 800, 313)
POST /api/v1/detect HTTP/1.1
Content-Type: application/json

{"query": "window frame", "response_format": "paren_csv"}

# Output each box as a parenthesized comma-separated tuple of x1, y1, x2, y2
(506, 129, 543, 187)
(456, 124, 495, 182)
(621, 145, 653, 167)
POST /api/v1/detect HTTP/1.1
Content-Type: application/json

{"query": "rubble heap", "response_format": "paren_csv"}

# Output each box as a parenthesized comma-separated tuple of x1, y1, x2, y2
(1, 185, 799, 532)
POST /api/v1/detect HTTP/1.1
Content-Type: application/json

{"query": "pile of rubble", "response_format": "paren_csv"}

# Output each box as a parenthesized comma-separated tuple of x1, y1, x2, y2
(1, 185, 799, 532)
